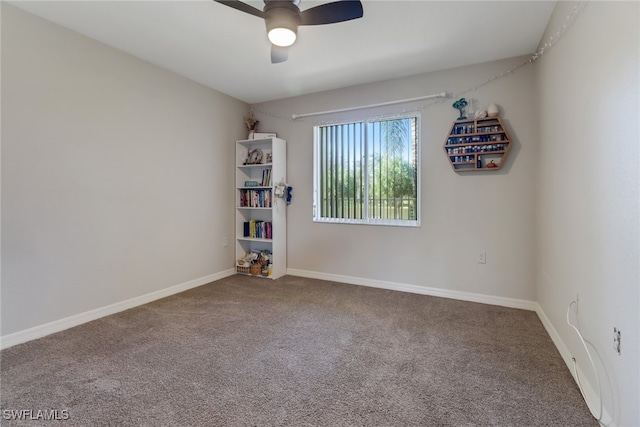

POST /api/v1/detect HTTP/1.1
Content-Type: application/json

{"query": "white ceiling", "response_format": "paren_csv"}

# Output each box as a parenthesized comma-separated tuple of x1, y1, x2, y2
(10, 0, 556, 104)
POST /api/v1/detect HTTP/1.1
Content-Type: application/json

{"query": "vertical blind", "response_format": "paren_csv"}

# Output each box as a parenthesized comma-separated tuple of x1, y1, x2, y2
(316, 115, 419, 225)
(319, 122, 365, 219)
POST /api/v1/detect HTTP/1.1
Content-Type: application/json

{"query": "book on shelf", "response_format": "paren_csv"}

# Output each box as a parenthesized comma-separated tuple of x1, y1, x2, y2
(264, 189, 270, 208)
(261, 169, 271, 187)
(238, 189, 273, 208)
(243, 220, 273, 239)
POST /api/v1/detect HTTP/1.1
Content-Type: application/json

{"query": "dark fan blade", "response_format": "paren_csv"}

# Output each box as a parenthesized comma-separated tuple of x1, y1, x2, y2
(299, 0, 363, 26)
(214, 0, 265, 18)
(271, 45, 289, 63)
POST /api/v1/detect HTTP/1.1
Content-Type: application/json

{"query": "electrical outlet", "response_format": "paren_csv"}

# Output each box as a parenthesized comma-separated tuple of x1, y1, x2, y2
(614, 328, 621, 355)
(477, 252, 486, 264)
(222, 237, 229, 248)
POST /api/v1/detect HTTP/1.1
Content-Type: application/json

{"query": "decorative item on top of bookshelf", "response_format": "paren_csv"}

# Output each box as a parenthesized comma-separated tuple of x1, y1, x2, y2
(244, 110, 259, 139)
(253, 132, 277, 140)
(442, 108, 512, 173)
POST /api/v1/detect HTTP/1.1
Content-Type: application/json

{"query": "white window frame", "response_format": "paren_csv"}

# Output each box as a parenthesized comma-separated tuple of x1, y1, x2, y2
(313, 113, 421, 227)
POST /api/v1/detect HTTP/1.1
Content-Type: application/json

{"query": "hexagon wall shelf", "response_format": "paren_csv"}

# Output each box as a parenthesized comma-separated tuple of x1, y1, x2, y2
(443, 116, 512, 172)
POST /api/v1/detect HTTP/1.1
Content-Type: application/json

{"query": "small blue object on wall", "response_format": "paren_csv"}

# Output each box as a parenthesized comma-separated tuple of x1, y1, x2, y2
(286, 186, 293, 204)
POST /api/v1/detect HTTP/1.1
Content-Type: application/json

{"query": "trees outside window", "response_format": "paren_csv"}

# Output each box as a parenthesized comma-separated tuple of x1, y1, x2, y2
(313, 114, 420, 227)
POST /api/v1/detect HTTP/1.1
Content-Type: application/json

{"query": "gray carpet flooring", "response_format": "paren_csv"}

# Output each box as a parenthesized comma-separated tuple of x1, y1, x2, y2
(1, 275, 597, 426)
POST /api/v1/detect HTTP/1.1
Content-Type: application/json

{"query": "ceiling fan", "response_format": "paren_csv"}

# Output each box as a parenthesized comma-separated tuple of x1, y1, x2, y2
(215, 0, 364, 63)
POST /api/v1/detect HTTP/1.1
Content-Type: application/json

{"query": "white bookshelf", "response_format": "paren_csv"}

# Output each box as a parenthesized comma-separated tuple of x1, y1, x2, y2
(235, 137, 286, 279)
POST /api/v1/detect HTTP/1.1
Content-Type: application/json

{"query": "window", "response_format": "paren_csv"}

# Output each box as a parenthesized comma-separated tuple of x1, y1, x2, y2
(313, 114, 420, 226)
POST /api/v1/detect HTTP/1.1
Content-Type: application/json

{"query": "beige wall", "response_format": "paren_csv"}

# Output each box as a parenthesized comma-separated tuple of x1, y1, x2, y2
(254, 56, 539, 302)
(535, 2, 639, 425)
(2, 2, 638, 424)
(1, 4, 248, 336)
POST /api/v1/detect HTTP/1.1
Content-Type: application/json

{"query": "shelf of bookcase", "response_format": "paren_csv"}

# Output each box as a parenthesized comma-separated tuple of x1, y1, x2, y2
(237, 237, 274, 243)
(237, 163, 273, 168)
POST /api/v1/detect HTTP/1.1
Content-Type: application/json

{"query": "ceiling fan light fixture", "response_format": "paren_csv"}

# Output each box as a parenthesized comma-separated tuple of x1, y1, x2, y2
(268, 27, 297, 47)
(265, 4, 300, 48)
(215, 0, 364, 63)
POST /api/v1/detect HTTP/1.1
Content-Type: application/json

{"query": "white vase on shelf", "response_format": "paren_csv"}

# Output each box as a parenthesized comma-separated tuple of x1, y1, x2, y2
(466, 98, 476, 119)
(487, 103, 499, 117)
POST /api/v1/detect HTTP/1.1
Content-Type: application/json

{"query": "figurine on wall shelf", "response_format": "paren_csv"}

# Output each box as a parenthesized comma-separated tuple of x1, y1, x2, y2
(452, 98, 468, 120)
(487, 103, 499, 117)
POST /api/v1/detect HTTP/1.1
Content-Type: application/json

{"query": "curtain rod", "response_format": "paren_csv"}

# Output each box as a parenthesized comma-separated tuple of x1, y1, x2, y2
(291, 91, 449, 120)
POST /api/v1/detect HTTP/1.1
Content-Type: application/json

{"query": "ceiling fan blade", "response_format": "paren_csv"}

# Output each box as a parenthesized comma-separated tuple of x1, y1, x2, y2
(299, 0, 363, 26)
(214, 0, 265, 18)
(271, 45, 289, 63)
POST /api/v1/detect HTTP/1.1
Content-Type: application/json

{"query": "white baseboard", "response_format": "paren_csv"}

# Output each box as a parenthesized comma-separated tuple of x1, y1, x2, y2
(534, 304, 575, 378)
(0, 269, 235, 350)
(535, 304, 614, 427)
(287, 268, 612, 426)
(286, 268, 538, 311)
(0, 267, 615, 426)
